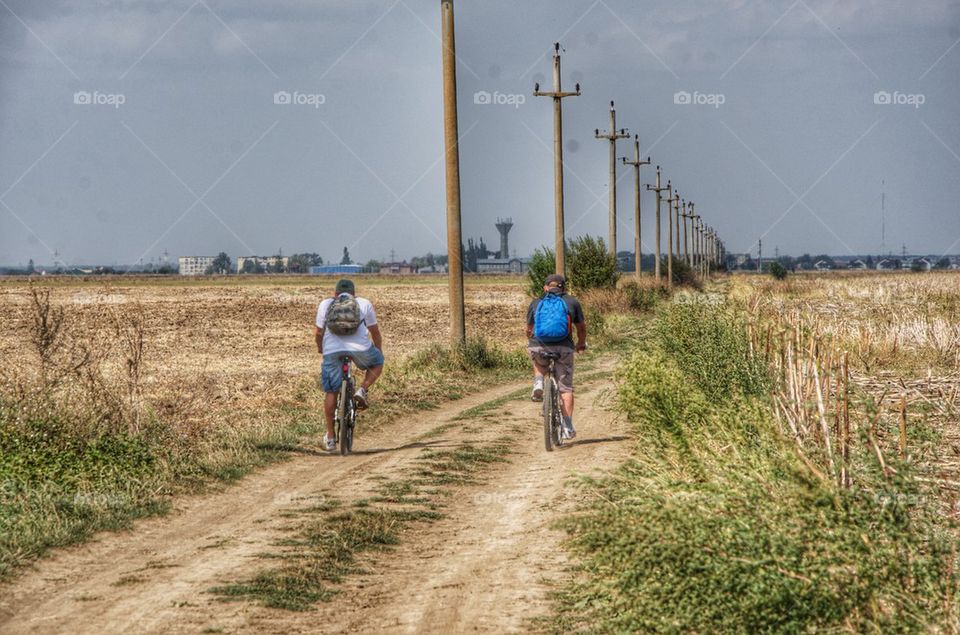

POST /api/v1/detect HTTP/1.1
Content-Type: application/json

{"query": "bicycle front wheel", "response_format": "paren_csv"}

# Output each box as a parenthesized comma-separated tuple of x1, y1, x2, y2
(552, 381, 564, 447)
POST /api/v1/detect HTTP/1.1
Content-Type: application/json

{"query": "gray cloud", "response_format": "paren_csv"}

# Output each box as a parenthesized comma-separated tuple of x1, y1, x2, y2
(1, 0, 959, 268)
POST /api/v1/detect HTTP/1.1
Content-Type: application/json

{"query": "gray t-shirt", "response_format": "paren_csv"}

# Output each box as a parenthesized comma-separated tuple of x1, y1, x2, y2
(526, 291, 585, 349)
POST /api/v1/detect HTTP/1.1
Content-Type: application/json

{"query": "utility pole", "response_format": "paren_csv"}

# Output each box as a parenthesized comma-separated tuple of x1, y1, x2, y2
(664, 184, 675, 287)
(697, 219, 706, 278)
(595, 101, 629, 257)
(672, 191, 681, 266)
(646, 167, 669, 284)
(621, 135, 650, 277)
(758, 238, 762, 273)
(534, 42, 581, 277)
(440, 0, 465, 346)
(681, 200, 692, 266)
(691, 214, 701, 276)
(667, 181, 680, 288)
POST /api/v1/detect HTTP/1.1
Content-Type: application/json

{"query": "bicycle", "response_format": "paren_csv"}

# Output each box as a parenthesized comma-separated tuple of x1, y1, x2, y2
(540, 351, 564, 452)
(334, 356, 357, 456)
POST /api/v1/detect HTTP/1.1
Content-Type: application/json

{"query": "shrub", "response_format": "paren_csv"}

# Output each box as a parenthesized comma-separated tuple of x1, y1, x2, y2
(568, 236, 619, 292)
(623, 282, 668, 312)
(526, 247, 555, 298)
(670, 258, 701, 289)
(769, 262, 788, 280)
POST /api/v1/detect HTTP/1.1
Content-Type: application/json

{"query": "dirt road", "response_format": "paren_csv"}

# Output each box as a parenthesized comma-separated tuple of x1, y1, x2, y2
(0, 362, 630, 634)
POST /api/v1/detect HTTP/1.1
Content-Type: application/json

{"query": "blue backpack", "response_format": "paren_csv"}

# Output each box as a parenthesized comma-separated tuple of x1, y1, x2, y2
(534, 293, 571, 343)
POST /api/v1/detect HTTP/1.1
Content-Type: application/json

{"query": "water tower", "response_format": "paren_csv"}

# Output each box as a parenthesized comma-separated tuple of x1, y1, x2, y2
(495, 217, 513, 259)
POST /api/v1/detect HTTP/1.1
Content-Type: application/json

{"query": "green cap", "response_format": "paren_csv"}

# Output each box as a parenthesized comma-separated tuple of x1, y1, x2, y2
(335, 279, 355, 295)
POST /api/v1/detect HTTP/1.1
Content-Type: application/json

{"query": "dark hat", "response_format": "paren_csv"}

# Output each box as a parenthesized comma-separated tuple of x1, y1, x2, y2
(544, 274, 566, 289)
(335, 279, 355, 295)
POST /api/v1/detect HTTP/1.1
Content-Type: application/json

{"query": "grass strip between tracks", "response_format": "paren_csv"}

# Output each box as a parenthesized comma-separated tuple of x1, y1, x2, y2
(210, 391, 528, 611)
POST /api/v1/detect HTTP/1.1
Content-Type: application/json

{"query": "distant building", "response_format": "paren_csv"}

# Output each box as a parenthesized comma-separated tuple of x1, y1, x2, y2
(379, 262, 416, 275)
(876, 259, 896, 270)
(237, 256, 289, 273)
(179, 256, 214, 276)
(309, 264, 364, 275)
(418, 264, 447, 274)
(849, 259, 868, 270)
(814, 260, 832, 271)
(476, 257, 528, 273)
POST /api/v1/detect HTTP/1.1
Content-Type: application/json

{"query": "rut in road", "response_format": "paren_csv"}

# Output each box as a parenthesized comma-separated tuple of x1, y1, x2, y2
(0, 358, 630, 634)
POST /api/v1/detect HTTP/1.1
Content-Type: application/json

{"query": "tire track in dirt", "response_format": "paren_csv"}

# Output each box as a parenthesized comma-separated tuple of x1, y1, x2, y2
(240, 364, 630, 634)
(0, 359, 630, 634)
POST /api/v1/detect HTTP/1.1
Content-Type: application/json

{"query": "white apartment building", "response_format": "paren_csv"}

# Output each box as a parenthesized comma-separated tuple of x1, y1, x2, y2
(178, 256, 215, 275)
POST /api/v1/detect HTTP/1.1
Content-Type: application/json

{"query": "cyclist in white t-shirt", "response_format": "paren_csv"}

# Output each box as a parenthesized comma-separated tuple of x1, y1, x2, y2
(315, 279, 384, 451)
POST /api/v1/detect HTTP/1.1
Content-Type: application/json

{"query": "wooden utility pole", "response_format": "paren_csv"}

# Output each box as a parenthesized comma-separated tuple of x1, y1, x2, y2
(664, 183, 674, 287)
(690, 214, 701, 275)
(440, 0, 465, 346)
(674, 193, 682, 264)
(533, 43, 580, 277)
(758, 238, 763, 273)
(706, 228, 712, 271)
(667, 190, 680, 284)
(697, 218, 706, 278)
(595, 102, 629, 257)
(646, 167, 669, 283)
(621, 135, 650, 277)
(681, 200, 692, 266)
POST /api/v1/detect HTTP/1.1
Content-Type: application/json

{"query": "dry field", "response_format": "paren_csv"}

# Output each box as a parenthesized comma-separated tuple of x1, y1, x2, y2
(0, 275, 530, 425)
(730, 270, 960, 510)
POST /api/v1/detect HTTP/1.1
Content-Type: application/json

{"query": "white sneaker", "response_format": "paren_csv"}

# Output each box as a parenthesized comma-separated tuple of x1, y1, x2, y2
(562, 421, 576, 439)
(531, 378, 544, 402)
(323, 434, 336, 451)
(354, 387, 369, 410)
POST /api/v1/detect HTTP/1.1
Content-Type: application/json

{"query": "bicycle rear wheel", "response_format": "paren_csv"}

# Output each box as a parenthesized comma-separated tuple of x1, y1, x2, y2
(543, 375, 555, 452)
(339, 379, 354, 456)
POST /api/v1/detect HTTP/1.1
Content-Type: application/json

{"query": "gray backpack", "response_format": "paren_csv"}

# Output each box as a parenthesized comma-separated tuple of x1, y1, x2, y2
(325, 294, 363, 335)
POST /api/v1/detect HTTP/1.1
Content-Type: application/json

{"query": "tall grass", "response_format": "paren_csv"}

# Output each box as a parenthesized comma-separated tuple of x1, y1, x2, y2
(553, 301, 959, 633)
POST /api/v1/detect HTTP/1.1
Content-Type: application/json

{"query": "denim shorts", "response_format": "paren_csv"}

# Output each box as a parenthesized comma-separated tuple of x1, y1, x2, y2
(321, 346, 385, 393)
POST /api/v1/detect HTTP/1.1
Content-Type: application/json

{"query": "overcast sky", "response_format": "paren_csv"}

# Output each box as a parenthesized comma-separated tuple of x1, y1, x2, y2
(1, 0, 959, 267)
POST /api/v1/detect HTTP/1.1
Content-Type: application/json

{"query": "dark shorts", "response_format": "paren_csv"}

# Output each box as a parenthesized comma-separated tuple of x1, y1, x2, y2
(321, 347, 385, 393)
(528, 344, 574, 393)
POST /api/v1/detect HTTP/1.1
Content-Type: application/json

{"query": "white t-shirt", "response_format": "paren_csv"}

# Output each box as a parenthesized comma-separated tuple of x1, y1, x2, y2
(316, 295, 378, 354)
